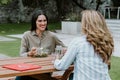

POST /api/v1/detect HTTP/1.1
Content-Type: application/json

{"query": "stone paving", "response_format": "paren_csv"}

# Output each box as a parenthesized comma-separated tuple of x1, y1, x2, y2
(0, 54, 10, 59)
(0, 36, 16, 41)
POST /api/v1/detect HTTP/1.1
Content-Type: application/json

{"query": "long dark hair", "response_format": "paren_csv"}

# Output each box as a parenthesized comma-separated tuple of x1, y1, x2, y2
(30, 10, 48, 31)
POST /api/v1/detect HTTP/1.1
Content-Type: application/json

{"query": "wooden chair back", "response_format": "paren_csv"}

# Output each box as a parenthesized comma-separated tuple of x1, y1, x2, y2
(52, 66, 74, 80)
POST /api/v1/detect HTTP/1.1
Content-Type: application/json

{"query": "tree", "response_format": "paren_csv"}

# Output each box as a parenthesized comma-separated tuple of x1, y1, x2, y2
(55, 0, 65, 19)
(96, 0, 105, 10)
(18, 0, 25, 23)
(72, 0, 86, 10)
(0, 0, 114, 23)
(111, 0, 120, 7)
(22, 0, 48, 8)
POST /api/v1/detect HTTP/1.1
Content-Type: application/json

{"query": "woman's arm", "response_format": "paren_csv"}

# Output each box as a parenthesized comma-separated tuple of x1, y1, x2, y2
(54, 38, 78, 70)
(54, 35, 66, 47)
(20, 35, 29, 57)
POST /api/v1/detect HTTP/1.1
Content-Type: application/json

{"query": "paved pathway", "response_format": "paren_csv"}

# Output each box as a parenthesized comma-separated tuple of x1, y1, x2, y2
(0, 36, 16, 41)
(0, 54, 10, 59)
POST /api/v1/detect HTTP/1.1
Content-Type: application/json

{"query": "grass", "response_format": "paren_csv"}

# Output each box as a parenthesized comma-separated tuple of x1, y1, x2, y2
(0, 22, 120, 80)
(0, 22, 61, 35)
(0, 39, 21, 57)
(0, 23, 30, 35)
(110, 56, 120, 80)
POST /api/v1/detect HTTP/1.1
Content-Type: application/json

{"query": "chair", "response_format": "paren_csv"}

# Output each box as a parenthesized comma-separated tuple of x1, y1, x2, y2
(103, 6, 111, 19)
(29, 66, 74, 80)
(52, 66, 74, 80)
(117, 7, 120, 19)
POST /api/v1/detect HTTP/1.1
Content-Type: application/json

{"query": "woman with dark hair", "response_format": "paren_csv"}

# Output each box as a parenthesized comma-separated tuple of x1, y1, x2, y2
(54, 10, 114, 80)
(15, 10, 65, 80)
(20, 10, 65, 57)
(31, 10, 48, 31)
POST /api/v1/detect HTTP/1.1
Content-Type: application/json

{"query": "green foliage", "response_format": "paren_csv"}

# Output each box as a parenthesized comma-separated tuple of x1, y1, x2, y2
(111, 0, 120, 7)
(64, 12, 81, 21)
(0, 0, 11, 5)
(22, 0, 48, 8)
(48, 22, 61, 31)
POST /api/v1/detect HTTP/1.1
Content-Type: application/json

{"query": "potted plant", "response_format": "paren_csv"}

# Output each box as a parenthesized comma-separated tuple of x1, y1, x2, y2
(61, 12, 81, 34)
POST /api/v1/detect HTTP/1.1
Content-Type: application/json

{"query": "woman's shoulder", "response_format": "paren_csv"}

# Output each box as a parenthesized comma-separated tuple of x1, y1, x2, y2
(73, 35, 86, 41)
(46, 31, 55, 34)
(22, 31, 32, 37)
(23, 31, 31, 34)
(70, 35, 87, 44)
(45, 31, 56, 36)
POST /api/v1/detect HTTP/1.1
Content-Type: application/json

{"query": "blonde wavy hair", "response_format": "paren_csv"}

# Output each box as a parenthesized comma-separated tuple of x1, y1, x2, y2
(81, 10, 114, 64)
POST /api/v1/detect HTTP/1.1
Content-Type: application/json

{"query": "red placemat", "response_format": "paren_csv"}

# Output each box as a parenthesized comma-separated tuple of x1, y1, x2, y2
(3, 63, 41, 71)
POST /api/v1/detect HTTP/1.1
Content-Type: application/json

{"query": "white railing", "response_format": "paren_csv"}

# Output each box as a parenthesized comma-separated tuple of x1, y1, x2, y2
(117, 7, 120, 19)
(103, 7, 120, 19)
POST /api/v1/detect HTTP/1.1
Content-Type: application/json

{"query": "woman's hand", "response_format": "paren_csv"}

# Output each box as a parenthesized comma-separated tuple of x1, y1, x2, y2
(27, 47, 37, 57)
(62, 47, 67, 54)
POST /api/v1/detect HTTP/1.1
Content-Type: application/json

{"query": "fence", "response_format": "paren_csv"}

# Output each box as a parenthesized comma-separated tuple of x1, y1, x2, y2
(103, 6, 120, 19)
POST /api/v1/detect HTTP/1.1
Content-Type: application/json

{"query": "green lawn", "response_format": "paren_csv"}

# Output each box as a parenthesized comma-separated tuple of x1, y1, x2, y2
(0, 39, 21, 57)
(0, 22, 120, 80)
(0, 22, 61, 35)
(110, 56, 120, 80)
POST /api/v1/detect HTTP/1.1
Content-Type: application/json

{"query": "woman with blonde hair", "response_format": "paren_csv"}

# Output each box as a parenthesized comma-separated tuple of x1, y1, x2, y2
(54, 10, 114, 80)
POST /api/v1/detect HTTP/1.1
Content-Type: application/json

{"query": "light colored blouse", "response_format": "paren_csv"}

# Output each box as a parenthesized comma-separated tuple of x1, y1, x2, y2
(54, 35, 111, 80)
(20, 30, 65, 57)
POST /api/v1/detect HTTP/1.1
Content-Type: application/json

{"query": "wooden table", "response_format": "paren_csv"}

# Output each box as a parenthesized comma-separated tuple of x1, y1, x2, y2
(0, 56, 73, 79)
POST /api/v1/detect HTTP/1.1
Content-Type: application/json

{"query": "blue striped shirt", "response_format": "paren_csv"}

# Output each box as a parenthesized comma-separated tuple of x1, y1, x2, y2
(54, 35, 111, 80)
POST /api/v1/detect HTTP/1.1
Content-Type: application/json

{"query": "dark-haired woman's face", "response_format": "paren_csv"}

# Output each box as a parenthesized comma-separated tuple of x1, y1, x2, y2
(36, 15, 47, 31)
